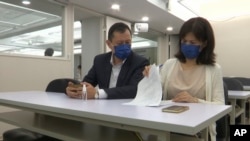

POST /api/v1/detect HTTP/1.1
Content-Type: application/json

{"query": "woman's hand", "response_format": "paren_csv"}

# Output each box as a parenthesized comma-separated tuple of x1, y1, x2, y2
(172, 91, 198, 103)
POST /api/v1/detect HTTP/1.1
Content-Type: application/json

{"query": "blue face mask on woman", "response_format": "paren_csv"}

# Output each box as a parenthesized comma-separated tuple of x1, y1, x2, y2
(114, 44, 131, 60)
(181, 43, 200, 59)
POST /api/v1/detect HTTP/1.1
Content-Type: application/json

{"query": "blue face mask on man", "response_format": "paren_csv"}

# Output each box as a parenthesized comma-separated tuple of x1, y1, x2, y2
(181, 43, 201, 59)
(114, 44, 131, 60)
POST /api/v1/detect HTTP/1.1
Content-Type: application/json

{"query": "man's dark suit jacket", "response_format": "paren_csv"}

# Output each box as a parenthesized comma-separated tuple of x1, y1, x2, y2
(83, 51, 149, 99)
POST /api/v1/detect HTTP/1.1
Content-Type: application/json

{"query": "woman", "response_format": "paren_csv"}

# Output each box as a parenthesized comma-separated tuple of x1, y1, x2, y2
(145, 17, 224, 141)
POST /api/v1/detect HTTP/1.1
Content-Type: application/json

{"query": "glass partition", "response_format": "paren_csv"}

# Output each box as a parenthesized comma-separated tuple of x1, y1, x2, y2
(0, 0, 65, 57)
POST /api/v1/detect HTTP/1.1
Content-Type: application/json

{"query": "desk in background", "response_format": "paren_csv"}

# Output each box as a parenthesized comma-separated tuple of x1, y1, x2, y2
(243, 86, 250, 91)
(228, 90, 250, 124)
(0, 91, 232, 141)
(244, 85, 250, 123)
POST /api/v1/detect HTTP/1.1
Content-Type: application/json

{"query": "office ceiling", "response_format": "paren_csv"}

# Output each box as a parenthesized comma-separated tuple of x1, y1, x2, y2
(0, 0, 184, 39)
(71, 0, 184, 35)
(0, 0, 184, 55)
(2, 0, 249, 39)
(0, 0, 249, 55)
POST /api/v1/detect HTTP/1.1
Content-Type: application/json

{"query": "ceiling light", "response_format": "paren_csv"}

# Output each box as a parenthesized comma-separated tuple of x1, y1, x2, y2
(22, 0, 31, 5)
(111, 4, 120, 10)
(166, 27, 173, 31)
(142, 16, 149, 21)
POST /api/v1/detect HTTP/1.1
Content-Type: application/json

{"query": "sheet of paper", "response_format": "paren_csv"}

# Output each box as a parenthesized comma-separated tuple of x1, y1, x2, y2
(124, 64, 162, 106)
(160, 100, 173, 106)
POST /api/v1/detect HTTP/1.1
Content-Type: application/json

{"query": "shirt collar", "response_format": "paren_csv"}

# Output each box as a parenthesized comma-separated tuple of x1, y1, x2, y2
(110, 54, 126, 66)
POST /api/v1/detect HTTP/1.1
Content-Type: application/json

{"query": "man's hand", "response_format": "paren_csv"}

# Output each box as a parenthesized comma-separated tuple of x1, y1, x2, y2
(66, 81, 83, 99)
(66, 82, 97, 99)
(84, 82, 97, 99)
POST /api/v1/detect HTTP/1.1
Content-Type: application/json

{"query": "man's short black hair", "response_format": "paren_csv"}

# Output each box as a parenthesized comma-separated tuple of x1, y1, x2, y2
(108, 22, 131, 41)
(44, 48, 54, 56)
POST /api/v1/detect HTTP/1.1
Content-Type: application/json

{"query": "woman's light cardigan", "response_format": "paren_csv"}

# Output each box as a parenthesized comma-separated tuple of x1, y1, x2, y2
(160, 58, 225, 141)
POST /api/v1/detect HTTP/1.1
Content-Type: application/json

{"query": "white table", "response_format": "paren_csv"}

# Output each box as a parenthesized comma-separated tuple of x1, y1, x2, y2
(244, 86, 250, 123)
(0, 91, 232, 141)
(243, 85, 250, 91)
(228, 90, 250, 124)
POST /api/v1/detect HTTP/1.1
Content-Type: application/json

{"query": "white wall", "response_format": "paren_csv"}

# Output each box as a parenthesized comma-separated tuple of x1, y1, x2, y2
(81, 17, 105, 77)
(157, 35, 169, 65)
(0, 56, 73, 92)
(169, 35, 179, 58)
(212, 15, 250, 77)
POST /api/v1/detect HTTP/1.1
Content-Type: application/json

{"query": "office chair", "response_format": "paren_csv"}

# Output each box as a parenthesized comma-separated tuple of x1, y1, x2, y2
(233, 77, 250, 118)
(233, 77, 250, 86)
(223, 77, 244, 125)
(216, 82, 229, 141)
(222, 77, 243, 91)
(45, 78, 80, 93)
(3, 78, 80, 141)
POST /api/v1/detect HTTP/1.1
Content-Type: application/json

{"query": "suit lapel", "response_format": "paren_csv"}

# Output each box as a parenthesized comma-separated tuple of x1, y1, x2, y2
(117, 52, 133, 86)
(104, 54, 112, 88)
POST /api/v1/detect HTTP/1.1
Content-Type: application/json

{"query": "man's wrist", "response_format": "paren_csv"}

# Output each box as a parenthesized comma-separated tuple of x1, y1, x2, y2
(94, 90, 99, 99)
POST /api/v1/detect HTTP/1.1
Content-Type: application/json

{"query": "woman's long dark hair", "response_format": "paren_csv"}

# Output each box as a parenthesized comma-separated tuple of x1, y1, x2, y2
(175, 17, 216, 65)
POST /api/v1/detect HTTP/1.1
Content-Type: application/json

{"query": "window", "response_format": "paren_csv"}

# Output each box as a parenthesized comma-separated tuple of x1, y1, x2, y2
(0, 0, 65, 57)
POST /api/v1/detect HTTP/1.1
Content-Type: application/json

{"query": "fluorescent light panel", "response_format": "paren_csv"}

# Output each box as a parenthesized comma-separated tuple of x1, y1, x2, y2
(178, 0, 250, 21)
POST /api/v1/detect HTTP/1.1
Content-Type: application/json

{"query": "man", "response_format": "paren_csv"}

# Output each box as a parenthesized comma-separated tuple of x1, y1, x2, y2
(66, 22, 149, 99)
(44, 48, 54, 56)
